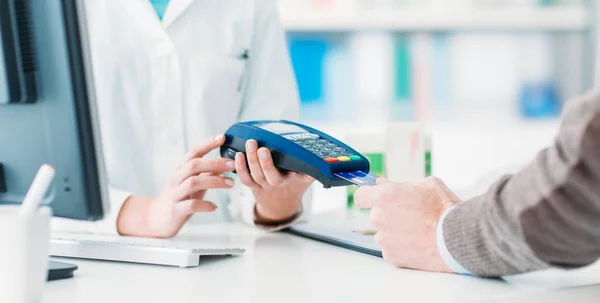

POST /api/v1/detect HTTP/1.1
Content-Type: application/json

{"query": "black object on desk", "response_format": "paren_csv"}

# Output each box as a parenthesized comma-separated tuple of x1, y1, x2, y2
(48, 260, 77, 281)
(0, 163, 6, 193)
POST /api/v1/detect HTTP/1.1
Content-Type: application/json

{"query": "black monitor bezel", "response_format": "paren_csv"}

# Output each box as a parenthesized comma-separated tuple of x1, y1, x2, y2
(61, 0, 104, 220)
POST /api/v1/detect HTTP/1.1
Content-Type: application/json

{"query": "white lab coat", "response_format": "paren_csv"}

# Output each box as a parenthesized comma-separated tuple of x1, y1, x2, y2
(53, 0, 311, 234)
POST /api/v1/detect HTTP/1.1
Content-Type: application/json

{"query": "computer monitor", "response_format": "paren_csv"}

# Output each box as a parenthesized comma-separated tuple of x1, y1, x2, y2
(0, 0, 108, 221)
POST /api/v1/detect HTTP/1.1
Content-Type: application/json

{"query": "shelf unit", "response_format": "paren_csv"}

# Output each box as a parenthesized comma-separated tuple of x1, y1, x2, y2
(280, 2, 598, 128)
(280, 7, 592, 32)
(279, 2, 597, 203)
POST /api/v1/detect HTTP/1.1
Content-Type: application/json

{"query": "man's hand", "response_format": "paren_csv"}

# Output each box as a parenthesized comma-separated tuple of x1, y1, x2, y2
(235, 139, 314, 224)
(117, 134, 236, 238)
(354, 177, 461, 273)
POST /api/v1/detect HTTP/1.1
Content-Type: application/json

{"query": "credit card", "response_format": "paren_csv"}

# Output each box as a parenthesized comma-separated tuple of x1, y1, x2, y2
(334, 171, 379, 186)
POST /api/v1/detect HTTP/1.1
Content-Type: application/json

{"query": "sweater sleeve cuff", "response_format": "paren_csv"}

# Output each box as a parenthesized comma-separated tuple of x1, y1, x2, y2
(437, 205, 472, 275)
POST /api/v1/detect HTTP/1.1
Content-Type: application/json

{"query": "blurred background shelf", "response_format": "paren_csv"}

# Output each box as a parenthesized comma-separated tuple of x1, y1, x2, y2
(280, 0, 597, 209)
(280, 7, 591, 32)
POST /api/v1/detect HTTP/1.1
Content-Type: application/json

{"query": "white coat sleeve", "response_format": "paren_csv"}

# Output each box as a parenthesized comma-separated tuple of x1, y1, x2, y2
(51, 185, 131, 235)
(228, 0, 312, 231)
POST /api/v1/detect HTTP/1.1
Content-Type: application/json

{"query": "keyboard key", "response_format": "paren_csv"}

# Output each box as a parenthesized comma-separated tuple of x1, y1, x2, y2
(349, 155, 361, 161)
(324, 158, 339, 163)
(337, 156, 351, 162)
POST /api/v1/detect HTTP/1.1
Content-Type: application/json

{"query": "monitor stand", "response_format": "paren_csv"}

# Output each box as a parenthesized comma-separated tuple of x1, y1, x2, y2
(48, 260, 78, 281)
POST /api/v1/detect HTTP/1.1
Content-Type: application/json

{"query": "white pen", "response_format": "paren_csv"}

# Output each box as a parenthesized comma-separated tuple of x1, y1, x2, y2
(19, 164, 56, 218)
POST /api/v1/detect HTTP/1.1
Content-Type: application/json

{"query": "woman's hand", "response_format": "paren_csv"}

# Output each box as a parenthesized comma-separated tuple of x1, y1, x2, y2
(235, 139, 314, 224)
(117, 134, 235, 238)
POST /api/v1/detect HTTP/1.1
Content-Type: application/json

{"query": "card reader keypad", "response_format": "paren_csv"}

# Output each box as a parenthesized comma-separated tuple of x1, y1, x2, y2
(295, 139, 356, 162)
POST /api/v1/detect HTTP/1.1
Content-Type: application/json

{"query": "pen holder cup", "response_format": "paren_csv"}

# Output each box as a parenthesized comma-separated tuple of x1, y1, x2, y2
(0, 205, 52, 303)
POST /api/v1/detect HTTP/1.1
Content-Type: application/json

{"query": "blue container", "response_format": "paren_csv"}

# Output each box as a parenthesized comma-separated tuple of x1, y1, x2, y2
(519, 82, 560, 118)
(288, 38, 329, 104)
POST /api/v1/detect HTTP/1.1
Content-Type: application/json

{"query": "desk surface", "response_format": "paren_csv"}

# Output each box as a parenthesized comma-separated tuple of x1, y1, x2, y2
(43, 223, 600, 303)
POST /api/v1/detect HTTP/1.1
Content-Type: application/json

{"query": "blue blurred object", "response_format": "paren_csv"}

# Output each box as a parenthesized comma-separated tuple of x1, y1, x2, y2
(433, 34, 451, 108)
(325, 39, 354, 121)
(394, 36, 411, 101)
(538, 0, 556, 6)
(289, 37, 329, 104)
(391, 35, 413, 121)
(519, 83, 560, 118)
(150, 0, 171, 20)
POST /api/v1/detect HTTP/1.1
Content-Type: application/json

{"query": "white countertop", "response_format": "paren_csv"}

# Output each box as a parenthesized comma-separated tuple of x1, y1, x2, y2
(43, 222, 600, 303)
(42, 119, 597, 303)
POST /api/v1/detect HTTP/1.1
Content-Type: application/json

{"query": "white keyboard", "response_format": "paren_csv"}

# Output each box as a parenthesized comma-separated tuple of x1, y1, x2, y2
(50, 233, 245, 267)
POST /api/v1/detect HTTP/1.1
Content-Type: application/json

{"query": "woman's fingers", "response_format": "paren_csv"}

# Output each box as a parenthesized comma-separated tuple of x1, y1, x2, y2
(235, 152, 259, 188)
(173, 175, 234, 201)
(245, 140, 268, 186)
(258, 148, 283, 186)
(175, 200, 217, 216)
(183, 134, 226, 163)
(233, 140, 315, 189)
(173, 158, 235, 185)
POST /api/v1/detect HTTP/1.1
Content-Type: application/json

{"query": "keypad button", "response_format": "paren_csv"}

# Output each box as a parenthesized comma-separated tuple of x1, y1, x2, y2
(349, 155, 361, 161)
(337, 156, 351, 162)
(324, 158, 339, 163)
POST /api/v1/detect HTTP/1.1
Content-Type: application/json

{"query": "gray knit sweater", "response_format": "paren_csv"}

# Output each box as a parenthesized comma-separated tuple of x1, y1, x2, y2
(443, 91, 600, 278)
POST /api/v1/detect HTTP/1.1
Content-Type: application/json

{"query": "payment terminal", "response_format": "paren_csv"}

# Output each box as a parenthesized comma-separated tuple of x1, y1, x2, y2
(221, 121, 371, 188)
